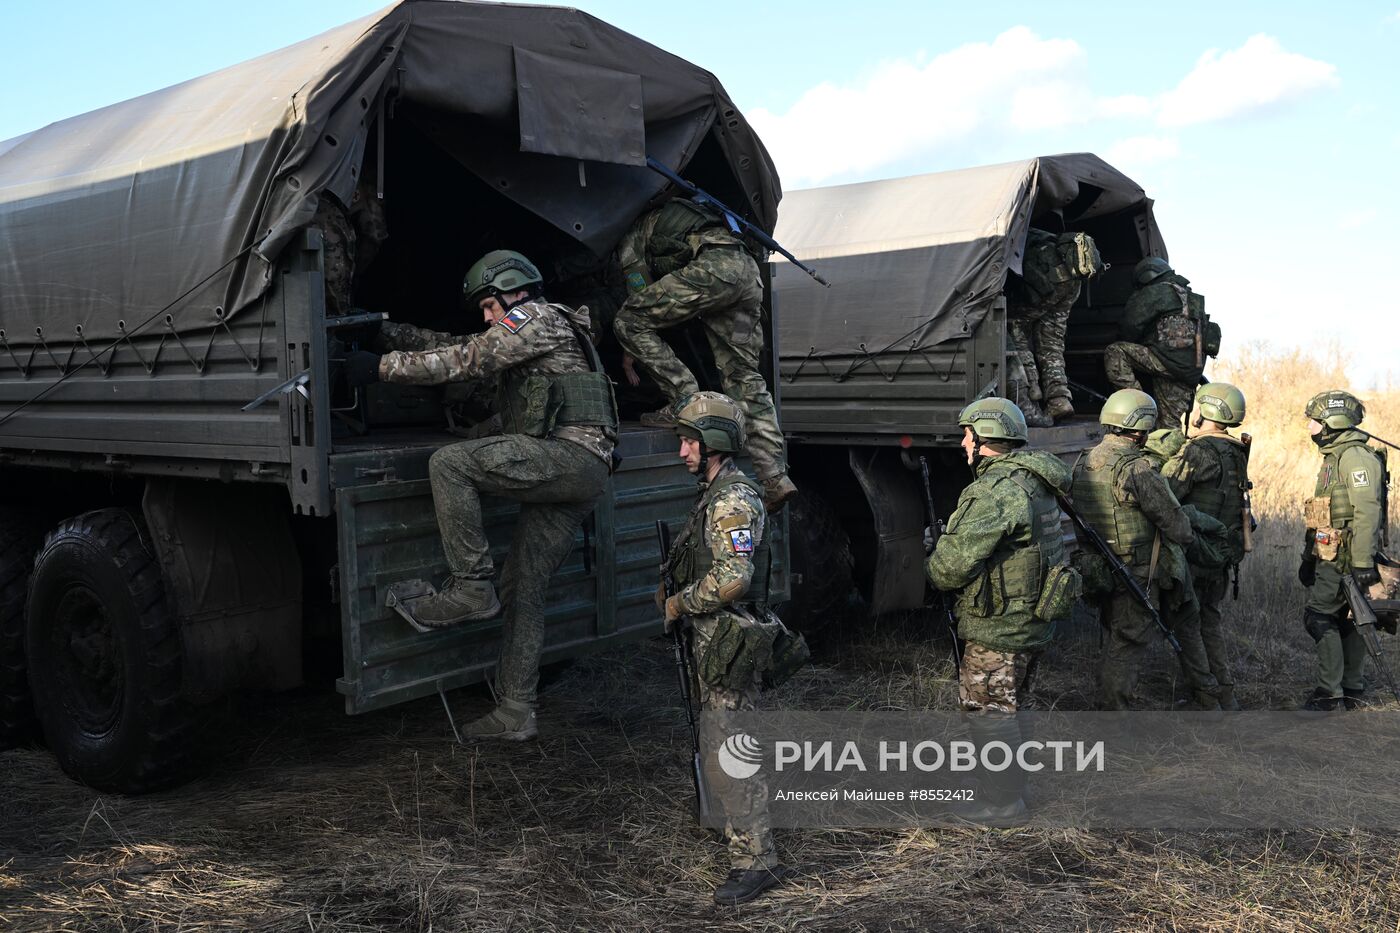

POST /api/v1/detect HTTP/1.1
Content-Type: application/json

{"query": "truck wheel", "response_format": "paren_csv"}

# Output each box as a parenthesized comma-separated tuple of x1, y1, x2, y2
(26, 509, 195, 793)
(0, 510, 42, 750)
(785, 489, 856, 633)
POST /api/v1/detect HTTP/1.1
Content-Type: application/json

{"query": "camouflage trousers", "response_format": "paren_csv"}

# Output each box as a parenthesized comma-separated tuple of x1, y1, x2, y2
(692, 611, 778, 871)
(1191, 565, 1234, 690)
(316, 200, 357, 318)
(959, 641, 1036, 713)
(1008, 293, 1074, 405)
(1103, 342, 1194, 430)
(1099, 578, 1207, 709)
(612, 248, 787, 482)
(428, 435, 608, 704)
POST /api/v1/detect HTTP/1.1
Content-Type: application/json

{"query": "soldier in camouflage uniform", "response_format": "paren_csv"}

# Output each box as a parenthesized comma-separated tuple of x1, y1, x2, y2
(1006, 228, 1106, 426)
(1071, 389, 1222, 710)
(1298, 390, 1386, 711)
(313, 174, 390, 317)
(612, 198, 796, 513)
(1160, 382, 1253, 711)
(1103, 258, 1204, 429)
(344, 250, 617, 740)
(662, 391, 789, 906)
(926, 397, 1079, 824)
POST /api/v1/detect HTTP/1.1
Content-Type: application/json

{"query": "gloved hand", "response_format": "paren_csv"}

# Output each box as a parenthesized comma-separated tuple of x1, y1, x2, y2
(663, 594, 683, 634)
(343, 350, 383, 387)
(1354, 565, 1382, 589)
(923, 525, 935, 555)
(1298, 558, 1317, 588)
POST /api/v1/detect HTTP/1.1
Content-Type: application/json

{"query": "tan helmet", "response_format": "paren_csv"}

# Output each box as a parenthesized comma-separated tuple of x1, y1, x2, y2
(1100, 389, 1158, 432)
(1195, 382, 1246, 426)
(675, 391, 746, 453)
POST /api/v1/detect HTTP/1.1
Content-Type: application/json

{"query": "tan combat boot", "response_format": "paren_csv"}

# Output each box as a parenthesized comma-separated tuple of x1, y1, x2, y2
(1045, 396, 1075, 422)
(639, 402, 678, 427)
(409, 578, 501, 631)
(762, 474, 798, 513)
(462, 697, 538, 742)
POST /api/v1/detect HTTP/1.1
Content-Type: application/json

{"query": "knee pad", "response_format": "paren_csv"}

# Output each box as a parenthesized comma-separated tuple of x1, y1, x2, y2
(1303, 609, 1338, 643)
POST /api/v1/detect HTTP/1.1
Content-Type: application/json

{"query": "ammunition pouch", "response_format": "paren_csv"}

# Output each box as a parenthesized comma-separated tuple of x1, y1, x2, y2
(1058, 231, 1106, 279)
(698, 613, 778, 692)
(1071, 548, 1114, 599)
(1033, 563, 1082, 623)
(1304, 609, 1338, 643)
(762, 614, 811, 690)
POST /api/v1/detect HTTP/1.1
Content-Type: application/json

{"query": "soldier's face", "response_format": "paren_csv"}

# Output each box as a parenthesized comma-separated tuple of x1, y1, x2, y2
(477, 290, 530, 325)
(679, 436, 703, 473)
(960, 427, 977, 465)
(1308, 418, 1325, 436)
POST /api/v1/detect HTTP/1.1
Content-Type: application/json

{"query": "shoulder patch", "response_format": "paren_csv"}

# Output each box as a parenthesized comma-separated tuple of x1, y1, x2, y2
(728, 528, 755, 554)
(717, 514, 750, 532)
(497, 306, 534, 334)
(1352, 470, 1370, 487)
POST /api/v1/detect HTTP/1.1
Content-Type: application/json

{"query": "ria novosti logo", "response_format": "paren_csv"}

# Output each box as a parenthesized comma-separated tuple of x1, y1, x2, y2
(717, 733, 763, 779)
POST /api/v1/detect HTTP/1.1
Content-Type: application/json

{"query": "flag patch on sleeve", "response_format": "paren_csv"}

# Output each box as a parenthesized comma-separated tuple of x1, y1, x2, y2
(728, 528, 754, 554)
(1352, 470, 1370, 487)
(499, 306, 534, 334)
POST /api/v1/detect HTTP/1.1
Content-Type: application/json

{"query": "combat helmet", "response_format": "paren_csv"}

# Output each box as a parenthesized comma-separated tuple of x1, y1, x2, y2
(675, 391, 746, 453)
(463, 250, 543, 306)
(1100, 389, 1158, 432)
(1133, 256, 1172, 286)
(1194, 382, 1246, 426)
(1304, 390, 1365, 430)
(958, 397, 1028, 445)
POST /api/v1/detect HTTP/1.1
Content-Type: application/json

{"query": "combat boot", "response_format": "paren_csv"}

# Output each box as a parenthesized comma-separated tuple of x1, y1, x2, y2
(1011, 385, 1053, 428)
(713, 865, 789, 906)
(956, 714, 1028, 827)
(1301, 688, 1344, 712)
(639, 403, 678, 427)
(462, 697, 538, 742)
(1217, 684, 1243, 712)
(1343, 687, 1368, 711)
(409, 577, 501, 631)
(1045, 396, 1075, 422)
(1181, 689, 1223, 712)
(761, 474, 798, 513)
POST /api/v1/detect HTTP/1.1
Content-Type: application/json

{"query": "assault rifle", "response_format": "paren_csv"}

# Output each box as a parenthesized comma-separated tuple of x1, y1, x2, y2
(1068, 380, 1108, 404)
(1341, 572, 1400, 704)
(646, 157, 831, 287)
(1057, 495, 1183, 654)
(656, 519, 711, 821)
(918, 456, 962, 669)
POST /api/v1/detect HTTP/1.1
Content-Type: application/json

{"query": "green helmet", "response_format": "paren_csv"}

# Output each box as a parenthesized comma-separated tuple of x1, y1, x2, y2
(1133, 256, 1172, 286)
(1194, 382, 1246, 426)
(1100, 389, 1158, 432)
(958, 397, 1028, 444)
(463, 250, 543, 306)
(675, 391, 746, 453)
(1304, 389, 1365, 430)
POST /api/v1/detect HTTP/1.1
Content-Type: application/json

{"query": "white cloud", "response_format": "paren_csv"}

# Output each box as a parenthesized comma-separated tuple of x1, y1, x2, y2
(1156, 35, 1338, 127)
(1104, 135, 1181, 168)
(1337, 207, 1378, 231)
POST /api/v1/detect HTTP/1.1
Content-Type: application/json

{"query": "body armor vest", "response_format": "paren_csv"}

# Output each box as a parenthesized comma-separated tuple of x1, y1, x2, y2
(646, 199, 743, 279)
(1071, 443, 1157, 566)
(1180, 434, 1249, 563)
(498, 305, 619, 439)
(670, 471, 771, 607)
(965, 464, 1066, 616)
(1314, 438, 1377, 528)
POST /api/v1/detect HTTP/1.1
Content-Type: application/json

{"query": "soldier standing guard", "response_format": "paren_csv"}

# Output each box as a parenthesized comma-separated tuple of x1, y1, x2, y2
(662, 391, 790, 906)
(1298, 390, 1386, 711)
(1161, 382, 1252, 710)
(343, 250, 617, 740)
(1103, 258, 1207, 429)
(612, 198, 796, 512)
(925, 397, 1078, 823)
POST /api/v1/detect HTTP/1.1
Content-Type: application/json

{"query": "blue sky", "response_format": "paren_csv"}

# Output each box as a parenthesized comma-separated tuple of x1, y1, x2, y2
(3, 1, 1395, 384)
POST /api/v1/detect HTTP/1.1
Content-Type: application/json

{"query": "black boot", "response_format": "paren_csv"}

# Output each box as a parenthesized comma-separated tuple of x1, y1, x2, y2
(1343, 687, 1368, 711)
(713, 865, 789, 906)
(956, 714, 1028, 827)
(1301, 688, 1343, 712)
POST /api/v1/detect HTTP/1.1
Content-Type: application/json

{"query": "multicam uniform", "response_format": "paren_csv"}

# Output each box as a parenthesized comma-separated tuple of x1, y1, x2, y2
(1302, 429, 1385, 698)
(1104, 272, 1202, 429)
(376, 299, 616, 704)
(668, 460, 777, 871)
(926, 450, 1073, 712)
(612, 199, 787, 484)
(1072, 434, 1215, 708)
(313, 179, 389, 317)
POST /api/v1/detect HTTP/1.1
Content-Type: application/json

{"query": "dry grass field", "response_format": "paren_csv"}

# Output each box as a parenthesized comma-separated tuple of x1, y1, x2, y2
(2, 347, 1399, 932)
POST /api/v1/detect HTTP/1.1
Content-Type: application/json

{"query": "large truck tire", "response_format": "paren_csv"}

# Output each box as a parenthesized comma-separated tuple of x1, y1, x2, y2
(25, 509, 196, 793)
(0, 509, 43, 750)
(784, 489, 856, 633)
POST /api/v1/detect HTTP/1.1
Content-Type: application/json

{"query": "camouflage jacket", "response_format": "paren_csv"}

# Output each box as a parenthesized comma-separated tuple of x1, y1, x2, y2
(376, 300, 613, 463)
(673, 460, 767, 619)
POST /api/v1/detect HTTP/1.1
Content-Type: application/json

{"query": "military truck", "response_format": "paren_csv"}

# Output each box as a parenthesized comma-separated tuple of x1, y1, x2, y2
(767, 155, 1184, 624)
(0, 2, 787, 792)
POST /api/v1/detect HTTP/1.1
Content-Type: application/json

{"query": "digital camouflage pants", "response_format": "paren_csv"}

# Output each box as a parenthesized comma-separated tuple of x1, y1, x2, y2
(612, 248, 787, 482)
(1191, 565, 1234, 690)
(1008, 287, 1076, 405)
(692, 612, 778, 871)
(959, 641, 1036, 713)
(428, 435, 609, 704)
(1100, 578, 1209, 709)
(1103, 342, 1195, 430)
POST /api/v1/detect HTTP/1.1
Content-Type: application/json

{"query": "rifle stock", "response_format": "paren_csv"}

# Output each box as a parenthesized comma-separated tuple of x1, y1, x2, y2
(656, 520, 712, 821)
(1342, 572, 1400, 703)
(918, 456, 962, 668)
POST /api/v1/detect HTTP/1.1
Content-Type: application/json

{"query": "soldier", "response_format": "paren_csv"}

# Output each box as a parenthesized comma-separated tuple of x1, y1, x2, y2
(925, 397, 1077, 822)
(1006, 228, 1106, 426)
(1071, 389, 1220, 710)
(611, 198, 796, 512)
(1161, 383, 1252, 711)
(1103, 258, 1205, 429)
(343, 250, 617, 740)
(1298, 390, 1385, 711)
(313, 173, 389, 317)
(662, 391, 789, 905)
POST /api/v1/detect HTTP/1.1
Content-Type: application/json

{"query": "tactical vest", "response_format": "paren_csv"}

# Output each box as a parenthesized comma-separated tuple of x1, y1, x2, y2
(1312, 438, 1381, 528)
(970, 466, 1066, 614)
(1071, 444, 1157, 567)
(669, 471, 771, 608)
(498, 305, 619, 439)
(1179, 434, 1249, 563)
(646, 199, 742, 278)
